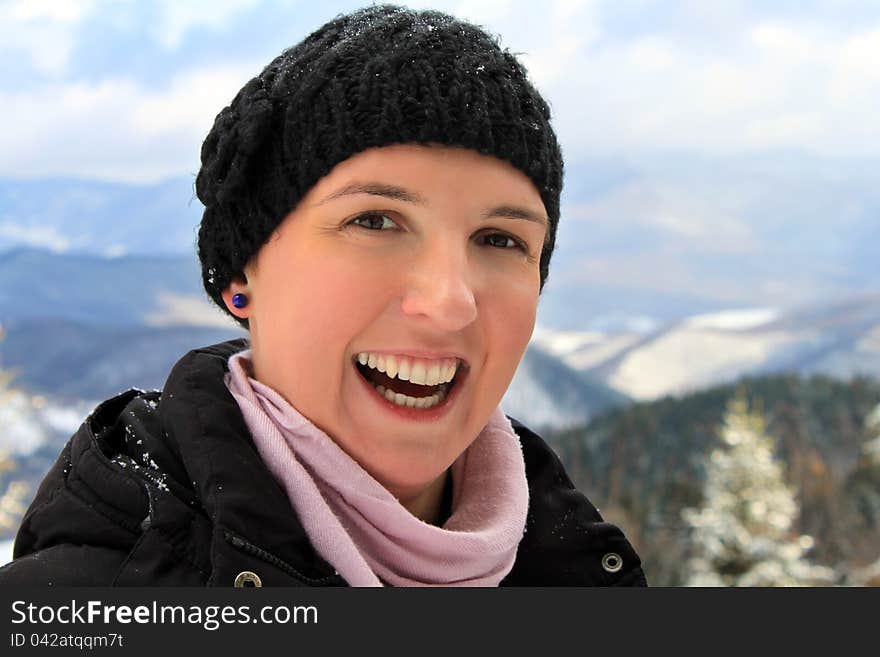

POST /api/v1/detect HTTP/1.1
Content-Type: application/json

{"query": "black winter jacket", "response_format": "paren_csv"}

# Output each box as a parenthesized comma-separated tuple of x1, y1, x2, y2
(0, 340, 647, 587)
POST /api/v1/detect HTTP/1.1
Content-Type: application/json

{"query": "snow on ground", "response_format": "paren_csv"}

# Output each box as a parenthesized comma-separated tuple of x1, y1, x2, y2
(564, 333, 644, 371)
(607, 327, 797, 400)
(531, 327, 642, 371)
(503, 349, 592, 430)
(531, 327, 607, 356)
(0, 538, 14, 567)
(0, 389, 49, 456)
(534, 301, 879, 401)
(685, 308, 780, 331)
(0, 390, 93, 456)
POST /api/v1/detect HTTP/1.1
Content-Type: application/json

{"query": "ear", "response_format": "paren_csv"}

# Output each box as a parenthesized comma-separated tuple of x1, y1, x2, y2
(220, 275, 251, 320)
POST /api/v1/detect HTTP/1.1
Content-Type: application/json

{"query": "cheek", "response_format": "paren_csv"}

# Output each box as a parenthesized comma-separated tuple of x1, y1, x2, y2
(269, 253, 388, 360)
(300, 256, 384, 324)
(484, 280, 539, 377)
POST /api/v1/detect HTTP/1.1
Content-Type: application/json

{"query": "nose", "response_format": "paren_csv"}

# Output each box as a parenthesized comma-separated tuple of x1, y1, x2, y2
(399, 240, 478, 331)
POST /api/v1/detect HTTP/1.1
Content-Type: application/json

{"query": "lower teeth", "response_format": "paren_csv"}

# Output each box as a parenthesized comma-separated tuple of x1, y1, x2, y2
(375, 384, 447, 409)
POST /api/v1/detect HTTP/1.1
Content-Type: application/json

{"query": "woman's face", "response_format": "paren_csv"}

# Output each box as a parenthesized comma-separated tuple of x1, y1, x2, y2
(225, 144, 547, 503)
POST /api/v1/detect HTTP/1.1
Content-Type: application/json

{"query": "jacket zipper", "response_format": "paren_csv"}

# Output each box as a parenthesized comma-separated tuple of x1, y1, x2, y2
(223, 530, 344, 586)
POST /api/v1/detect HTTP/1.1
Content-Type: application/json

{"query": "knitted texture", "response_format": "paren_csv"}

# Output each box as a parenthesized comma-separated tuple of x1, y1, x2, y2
(196, 4, 564, 323)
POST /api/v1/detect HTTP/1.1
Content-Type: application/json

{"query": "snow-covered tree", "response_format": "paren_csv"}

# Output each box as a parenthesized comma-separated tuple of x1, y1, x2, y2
(0, 453, 27, 534)
(682, 393, 835, 586)
(841, 403, 880, 586)
(862, 403, 880, 465)
(0, 328, 31, 536)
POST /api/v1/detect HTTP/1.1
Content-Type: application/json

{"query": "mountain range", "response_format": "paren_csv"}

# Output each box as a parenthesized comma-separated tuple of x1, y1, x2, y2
(533, 294, 880, 401)
(2, 248, 879, 432)
(1, 248, 878, 584)
(2, 166, 877, 580)
(3, 155, 879, 330)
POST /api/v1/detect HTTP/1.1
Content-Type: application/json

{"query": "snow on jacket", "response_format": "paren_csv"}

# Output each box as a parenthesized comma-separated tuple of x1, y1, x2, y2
(0, 340, 647, 587)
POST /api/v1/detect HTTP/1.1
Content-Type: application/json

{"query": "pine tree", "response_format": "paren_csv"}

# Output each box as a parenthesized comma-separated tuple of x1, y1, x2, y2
(862, 403, 880, 465)
(843, 403, 880, 585)
(682, 393, 835, 586)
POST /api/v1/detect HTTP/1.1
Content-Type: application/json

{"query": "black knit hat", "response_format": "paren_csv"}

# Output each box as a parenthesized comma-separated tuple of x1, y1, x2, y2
(196, 4, 564, 324)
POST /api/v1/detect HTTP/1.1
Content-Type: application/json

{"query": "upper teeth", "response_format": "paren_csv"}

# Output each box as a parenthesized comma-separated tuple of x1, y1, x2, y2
(356, 352, 458, 386)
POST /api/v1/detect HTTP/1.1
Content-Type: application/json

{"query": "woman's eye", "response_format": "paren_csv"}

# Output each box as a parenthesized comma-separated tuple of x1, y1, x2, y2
(481, 232, 526, 251)
(348, 212, 398, 230)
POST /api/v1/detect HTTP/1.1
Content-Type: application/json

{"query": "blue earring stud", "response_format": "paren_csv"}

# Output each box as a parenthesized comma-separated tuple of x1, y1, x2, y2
(231, 293, 248, 309)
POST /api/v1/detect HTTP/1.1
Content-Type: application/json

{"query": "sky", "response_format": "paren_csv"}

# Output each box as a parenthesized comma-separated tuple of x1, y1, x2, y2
(2, 0, 879, 181)
(1, 0, 878, 320)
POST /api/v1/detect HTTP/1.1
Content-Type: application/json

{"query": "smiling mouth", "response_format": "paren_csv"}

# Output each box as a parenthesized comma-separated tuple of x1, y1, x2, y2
(353, 356, 466, 410)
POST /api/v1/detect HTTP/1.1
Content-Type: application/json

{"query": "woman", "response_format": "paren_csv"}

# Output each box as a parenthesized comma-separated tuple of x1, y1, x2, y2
(0, 5, 646, 586)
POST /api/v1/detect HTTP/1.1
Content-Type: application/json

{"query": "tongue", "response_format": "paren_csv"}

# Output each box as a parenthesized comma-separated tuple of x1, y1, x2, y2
(358, 364, 442, 397)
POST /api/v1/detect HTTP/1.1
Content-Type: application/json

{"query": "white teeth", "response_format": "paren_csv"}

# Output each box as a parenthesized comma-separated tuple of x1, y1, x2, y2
(409, 361, 427, 385)
(426, 362, 441, 386)
(397, 359, 411, 381)
(373, 382, 444, 409)
(356, 352, 459, 385)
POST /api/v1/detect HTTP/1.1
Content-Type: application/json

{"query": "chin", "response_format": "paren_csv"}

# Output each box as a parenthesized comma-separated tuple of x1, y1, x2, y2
(360, 446, 451, 498)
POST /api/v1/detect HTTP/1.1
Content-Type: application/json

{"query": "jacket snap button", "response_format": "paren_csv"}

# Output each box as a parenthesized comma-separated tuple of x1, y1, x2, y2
(234, 571, 262, 588)
(601, 552, 623, 573)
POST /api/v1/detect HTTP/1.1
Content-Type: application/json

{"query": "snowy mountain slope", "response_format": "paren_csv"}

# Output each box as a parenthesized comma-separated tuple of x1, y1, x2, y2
(0, 318, 245, 400)
(603, 324, 799, 400)
(0, 318, 624, 432)
(2, 247, 877, 427)
(0, 248, 221, 327)
(502, 342, 629, 432)
(533, 294, 880, 401)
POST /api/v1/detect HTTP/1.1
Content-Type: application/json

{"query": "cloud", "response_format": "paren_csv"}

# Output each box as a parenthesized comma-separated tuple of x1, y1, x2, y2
(0, 0, 261, 77)
(407, 0, 600, 86)
(0, 221, 71, 252)
(448, 0, 515, 25)
(544, 18, 880, 159)
(151, 0, 260, 49)
(0, 64, 255, 182)
(6, 0, 95, 24)
(3, 0, 880, 181)
(0, 0, 96, 74)
(408, 2, 880, 159)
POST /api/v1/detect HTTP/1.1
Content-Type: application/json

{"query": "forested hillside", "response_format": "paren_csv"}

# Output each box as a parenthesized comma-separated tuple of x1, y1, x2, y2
(546, 374, 880, 585)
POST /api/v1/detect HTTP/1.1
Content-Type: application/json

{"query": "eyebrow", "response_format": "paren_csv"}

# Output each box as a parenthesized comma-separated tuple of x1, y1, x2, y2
(482, 205, 548, 226)
(317, 183, 427, 206)
(317, 181, 548, 226)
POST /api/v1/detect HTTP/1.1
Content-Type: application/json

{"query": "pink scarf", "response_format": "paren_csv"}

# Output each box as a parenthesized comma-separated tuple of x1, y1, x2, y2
(224, 350, 529, 587)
